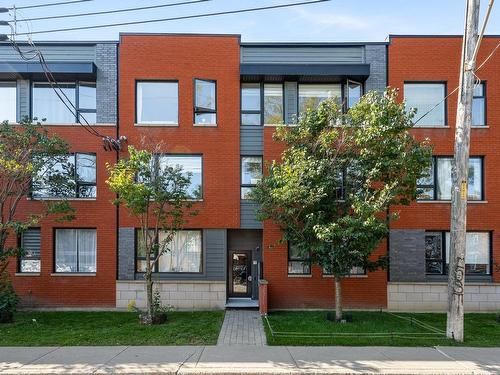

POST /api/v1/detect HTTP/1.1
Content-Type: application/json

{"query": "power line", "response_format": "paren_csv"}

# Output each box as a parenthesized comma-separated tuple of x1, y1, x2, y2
(8, 0, 92, 11)
(14, 0, 331, 36)
(10, 0, 211, 22)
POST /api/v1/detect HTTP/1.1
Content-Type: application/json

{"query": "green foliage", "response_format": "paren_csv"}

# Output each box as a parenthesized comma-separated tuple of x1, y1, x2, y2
(0, 260, 19, 323)
(252, 89, 432, 278)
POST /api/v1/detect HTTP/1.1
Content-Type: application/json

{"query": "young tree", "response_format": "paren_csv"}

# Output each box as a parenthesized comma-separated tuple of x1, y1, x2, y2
(0, 119, 74, 321)
(106, 145, 197, 324)
(252, 89, 432, 321)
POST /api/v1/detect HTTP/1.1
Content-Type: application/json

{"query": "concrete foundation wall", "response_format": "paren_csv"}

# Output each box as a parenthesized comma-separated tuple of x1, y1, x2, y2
(116, 281, 225, 310)
(388, 282, 500, 312)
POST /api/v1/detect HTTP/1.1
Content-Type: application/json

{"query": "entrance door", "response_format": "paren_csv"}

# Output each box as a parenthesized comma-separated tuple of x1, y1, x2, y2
(228, 250, 252, 297)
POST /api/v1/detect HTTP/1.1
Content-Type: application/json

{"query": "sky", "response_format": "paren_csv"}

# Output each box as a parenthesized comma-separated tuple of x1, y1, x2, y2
(3, 0, 500, 42)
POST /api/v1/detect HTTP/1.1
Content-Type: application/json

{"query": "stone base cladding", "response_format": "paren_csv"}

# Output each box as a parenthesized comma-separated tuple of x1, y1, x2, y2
(388, 282, 500, 312)
(116, 281, 226, 310)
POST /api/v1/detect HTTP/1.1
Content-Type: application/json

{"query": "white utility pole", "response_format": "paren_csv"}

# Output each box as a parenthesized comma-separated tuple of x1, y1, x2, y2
(447, 0, 480, 342)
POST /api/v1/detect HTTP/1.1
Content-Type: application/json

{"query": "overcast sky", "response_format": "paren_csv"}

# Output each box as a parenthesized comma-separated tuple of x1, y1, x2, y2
(5, 0, 500, 42)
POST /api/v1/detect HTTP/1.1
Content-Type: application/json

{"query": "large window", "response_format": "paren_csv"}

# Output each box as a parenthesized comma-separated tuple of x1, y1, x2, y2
(241, 83, 261, 125)
(472, 83, 486, 126)
(425, 231, 490, 275)
(0, 82, 17, 123)
(32, 153, 97, 199)
(404, 82, 446, 126)
(32, 82, 96, 124)
(417, 156, 483, 201)
(136, 81, 178, 125)
(157, 155, 202, 199)
(136, 230, 202, 273)
(241, 156, 263, 199)
(347, 80, 362, 109)
(288, 243, 311, 275)
(19, 228, 41, 273)
(298, 84, 341, 115)
(194, 79, 216, 125)
(264, 84, 283, 124)
(55, 229, 96, 273)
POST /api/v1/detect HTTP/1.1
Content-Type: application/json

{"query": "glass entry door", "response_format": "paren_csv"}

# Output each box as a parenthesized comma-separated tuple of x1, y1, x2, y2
(228, 251, 252, 297)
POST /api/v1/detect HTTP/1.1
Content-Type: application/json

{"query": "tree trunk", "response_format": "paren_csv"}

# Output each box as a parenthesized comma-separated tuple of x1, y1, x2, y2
(145, 270, 153, 325)
(335, 276, 342, 321)
(448, 0, 479, 342)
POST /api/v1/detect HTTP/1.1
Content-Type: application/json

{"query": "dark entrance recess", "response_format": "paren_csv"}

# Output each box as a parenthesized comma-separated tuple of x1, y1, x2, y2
(228, 250, 252, 297)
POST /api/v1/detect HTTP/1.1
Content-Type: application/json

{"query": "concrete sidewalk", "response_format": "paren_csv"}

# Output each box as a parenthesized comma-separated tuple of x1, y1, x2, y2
(1, 345, 499, 374)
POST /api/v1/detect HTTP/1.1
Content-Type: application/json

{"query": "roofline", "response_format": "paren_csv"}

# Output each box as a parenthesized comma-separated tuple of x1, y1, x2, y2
(389, 34, 500, 40)
(241, 41, 388, 46)
(0, 40, 118, 45)
(119, 32, 241, 40)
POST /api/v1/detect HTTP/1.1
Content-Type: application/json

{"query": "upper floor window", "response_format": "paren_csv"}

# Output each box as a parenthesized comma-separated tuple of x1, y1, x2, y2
(32, 153, 97, 199)
(194, 79, 216, 125)
(32, 82, 96, 124)
(472, 82, 486, 126)
(298, 84, 341, 115)
(55, 228, 96, 273)
(0, 81, 17, 123)
(404, 82, 446, 126)
(425, 231, 490, 275)
(417, 156, 483, 201)
(264, 84, 283, 124)
(288, 243, 311, 275)
(19, 228, 41, 273)
(157, 155, 202, 199)
(347, 80, 362, 108)
(136, 81, 178, 125)
(241, 156, 262, 199)
(136, 229, 202, 273)
(241, 83, 261, 126)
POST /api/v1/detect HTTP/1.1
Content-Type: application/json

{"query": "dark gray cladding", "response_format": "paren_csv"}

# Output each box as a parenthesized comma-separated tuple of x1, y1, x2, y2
(389, 229, 426, 282)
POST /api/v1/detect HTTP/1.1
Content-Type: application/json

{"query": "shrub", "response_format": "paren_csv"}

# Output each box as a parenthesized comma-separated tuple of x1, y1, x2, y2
(0, 268, 18, 323)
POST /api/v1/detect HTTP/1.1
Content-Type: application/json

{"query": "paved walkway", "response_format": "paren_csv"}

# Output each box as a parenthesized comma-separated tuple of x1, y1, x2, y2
(217, 309, 266, 346)
(0, 345, 499, 374)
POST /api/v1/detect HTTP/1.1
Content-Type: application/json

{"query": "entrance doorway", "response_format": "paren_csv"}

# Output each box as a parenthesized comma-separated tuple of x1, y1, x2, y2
(228, 250, 252, 298)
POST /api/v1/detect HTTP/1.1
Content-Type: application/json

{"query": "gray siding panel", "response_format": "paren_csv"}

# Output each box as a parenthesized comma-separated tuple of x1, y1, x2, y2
(0, 45, 96, 62)
(17, 79, 29, 121)
(284, 81, 298, 124)
(118, 227, 135, 281)
(241, 201, 262, 229)
(95, 43, 117, 123)
(241, 47, 364, 64)
(364, 45, 387, 93)
(389, 229, 426, 282)
(240, 127, 263, 155)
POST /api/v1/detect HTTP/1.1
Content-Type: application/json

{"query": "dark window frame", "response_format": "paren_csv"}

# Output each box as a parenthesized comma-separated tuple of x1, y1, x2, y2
(31, 80, 97, 124)
(53, 227, 97, 273)
(240, 82, 263, 126)
(403, 81, 448, 126)
(472, 81, 487, 126)
(417, 155, 484, 201)
(263, 82, 285, 125)
(287, 242, 312, 275)
(17, 228, 41, 273)
(193, 78, 217, 125)
(425, 230, 492, 276)
(30, 152, 97, 199)
(240, 155, 263, 200)
(135, 80, 179, 125)
(134, 228, 204, 274)
(297, 82, 343, 117)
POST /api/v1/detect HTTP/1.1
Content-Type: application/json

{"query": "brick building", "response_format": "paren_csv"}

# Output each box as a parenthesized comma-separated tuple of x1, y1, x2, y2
(2, 33, 499, 311)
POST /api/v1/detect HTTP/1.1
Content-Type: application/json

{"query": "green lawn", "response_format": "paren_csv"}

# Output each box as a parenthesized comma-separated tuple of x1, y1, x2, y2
(264, 311, 500, 347)
(0, 311, 224, 346)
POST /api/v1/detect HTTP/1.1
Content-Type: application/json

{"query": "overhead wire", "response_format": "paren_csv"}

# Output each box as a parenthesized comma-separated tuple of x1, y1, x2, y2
(13, 0, 331, 36)
(10, 0, 212, 22)
(8, 0, 92, 11)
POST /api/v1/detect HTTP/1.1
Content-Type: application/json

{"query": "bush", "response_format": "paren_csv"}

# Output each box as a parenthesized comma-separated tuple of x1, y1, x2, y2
(128, 288, 173, 325)
(0, 268, 18, 323)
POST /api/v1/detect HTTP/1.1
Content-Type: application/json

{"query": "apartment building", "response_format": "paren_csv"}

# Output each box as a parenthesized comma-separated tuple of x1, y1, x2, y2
(1, 41, 118, 307)
(2, 33, 499, 312)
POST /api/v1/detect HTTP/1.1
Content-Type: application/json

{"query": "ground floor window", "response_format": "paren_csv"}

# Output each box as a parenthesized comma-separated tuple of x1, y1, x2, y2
(425, 231, 491, 275)
(136, 230, 202, 273)
(19, 228, 41, 273)
(55, 229, 96, 273)
(288, 243, 311, 275)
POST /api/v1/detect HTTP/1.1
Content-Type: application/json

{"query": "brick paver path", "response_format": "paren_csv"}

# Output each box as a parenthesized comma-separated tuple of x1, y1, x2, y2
(217, 309, 267, 346)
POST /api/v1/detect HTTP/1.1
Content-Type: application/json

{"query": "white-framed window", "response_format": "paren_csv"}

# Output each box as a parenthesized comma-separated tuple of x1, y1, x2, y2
(136, 230, 202, 273)
(194, 79, 216, 125)
(157, 155, 202, 199)
(425, 231, 491, 275)
(298, 84, 342, 114)
(19, 228, 41, 273)
(241, 156, 263, 199)
(136, 81, 178, 125)
(404, 82, 446, 126)
(32, 81, 96, 124)
(55, 229, 96, 273)
(0, 81, 17, 123)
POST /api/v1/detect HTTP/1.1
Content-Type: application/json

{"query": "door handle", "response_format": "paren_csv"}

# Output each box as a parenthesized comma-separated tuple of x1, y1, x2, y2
(247, 275, 253, 282)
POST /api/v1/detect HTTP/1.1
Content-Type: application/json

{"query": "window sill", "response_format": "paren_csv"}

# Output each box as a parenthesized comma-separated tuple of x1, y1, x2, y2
(50, 273, 96, 277)
(472, 125, 489, 129)
(287, 274, 312, 278)
(15, 273, 40, 277)
(323, 274, 368, 278)
(193, 123, 217, 127)
(412, 125, 450, 129)
(134, 123, 179, 127)
(416, 200, 488, 204)
(27, 197, 97, 201)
